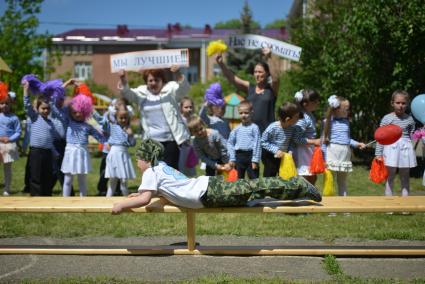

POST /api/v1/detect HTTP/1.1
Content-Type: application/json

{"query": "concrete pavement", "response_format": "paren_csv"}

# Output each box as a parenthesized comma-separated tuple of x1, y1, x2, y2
(1, 237, 425, 283)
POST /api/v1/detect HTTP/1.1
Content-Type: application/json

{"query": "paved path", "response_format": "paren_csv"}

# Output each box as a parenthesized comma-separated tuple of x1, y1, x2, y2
(1, 237, 425, 282)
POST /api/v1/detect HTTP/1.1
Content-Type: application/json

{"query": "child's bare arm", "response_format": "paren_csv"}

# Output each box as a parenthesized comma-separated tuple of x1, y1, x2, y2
(112, 191, 153, 214)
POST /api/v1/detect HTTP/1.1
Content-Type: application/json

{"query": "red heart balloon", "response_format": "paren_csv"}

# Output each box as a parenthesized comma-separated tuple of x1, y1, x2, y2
(374, 124, 403, 145)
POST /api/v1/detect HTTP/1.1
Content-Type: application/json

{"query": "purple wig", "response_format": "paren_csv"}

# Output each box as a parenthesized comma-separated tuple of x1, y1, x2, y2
(204, 82, 224, 106)
(21, 74, 43, 95)
(21, 74, 65, 100)
(71, 94, 93, 121)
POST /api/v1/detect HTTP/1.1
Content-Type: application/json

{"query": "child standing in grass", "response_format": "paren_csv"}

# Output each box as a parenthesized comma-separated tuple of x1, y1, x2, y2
(322, 95, 366, 196)
(227, 100, 261, 179)
(187, 115, 231, 176)
(23, 80, 57, 196)
(0, 89, 21, 196)
(261, 102, 300, 177)
(112, 139, 321, 213)
(375, 90, 416, 196)
(61, 94, 106, 197)
(292, 89, 322, 184)
(105, 104, 136, 197)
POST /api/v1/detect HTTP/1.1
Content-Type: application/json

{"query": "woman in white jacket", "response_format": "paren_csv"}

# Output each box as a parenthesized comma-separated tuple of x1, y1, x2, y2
(118, 66, 190, 169)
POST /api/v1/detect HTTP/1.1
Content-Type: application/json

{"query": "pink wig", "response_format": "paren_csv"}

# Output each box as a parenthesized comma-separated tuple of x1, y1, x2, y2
(71, 94, 93, 121)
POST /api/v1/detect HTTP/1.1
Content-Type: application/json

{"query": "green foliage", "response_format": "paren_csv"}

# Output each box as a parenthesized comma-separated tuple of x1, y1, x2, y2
(0, 0, 53, 118)
(214, 19, 242, 29)
(323, 255, 343, 276)
(287, 0, 425, 141)
(226, 1, 262, 74)
(265, 19, 286, 29)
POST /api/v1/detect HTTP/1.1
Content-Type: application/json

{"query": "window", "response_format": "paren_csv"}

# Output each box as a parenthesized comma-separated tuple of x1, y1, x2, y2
(213, 64, 222, 76)
(74, 62, 92, 80)
(180, 66, 198, 84)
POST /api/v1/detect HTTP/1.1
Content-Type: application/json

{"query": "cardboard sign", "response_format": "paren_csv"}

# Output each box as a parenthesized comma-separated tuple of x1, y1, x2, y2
(227, 34, 302, 61)
(110, 49, 190, 73)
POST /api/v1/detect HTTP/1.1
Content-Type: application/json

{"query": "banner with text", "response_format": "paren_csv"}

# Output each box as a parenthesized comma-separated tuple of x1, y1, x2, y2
(110, 49, 190, 73)
(227, 34, 302, 62)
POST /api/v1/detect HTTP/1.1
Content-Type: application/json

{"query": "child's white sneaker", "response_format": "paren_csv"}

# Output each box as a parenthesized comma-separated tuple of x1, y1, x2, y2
(3, 191, 10, 196)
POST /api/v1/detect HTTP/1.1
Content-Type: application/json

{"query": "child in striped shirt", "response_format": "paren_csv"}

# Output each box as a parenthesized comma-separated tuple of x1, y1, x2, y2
(92, 98, 128, 196)
(375, 90, 416, 196)
(187, 115, 231, 176)
(0, 90, 21, 196)
(23, 81, 57, 196)
(292, 89, 321, 185)
(61, 94, 105, 197)
(105, 104, 136, 197)
(322, 95, 366, 196)
(261, 102, 300, 177)
(199, 83, 231, 140)
(227, 100, 261, 179)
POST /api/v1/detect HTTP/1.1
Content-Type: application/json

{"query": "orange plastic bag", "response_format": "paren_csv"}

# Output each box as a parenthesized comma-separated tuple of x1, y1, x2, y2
(310, 146, 326, 174)
(369, 158, 388, 184)
(0, 82, 8, 102)
(226, 168, 238, 182)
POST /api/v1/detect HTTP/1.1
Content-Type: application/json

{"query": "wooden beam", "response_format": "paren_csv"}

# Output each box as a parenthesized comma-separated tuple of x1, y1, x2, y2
(186, 211, 196, 251)
(1, 245, 425, 256)
(2, 196, 425, 213)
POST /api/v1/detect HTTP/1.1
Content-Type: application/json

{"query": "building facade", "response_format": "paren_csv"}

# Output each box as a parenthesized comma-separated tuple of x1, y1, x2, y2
(49, 24, 290, 95)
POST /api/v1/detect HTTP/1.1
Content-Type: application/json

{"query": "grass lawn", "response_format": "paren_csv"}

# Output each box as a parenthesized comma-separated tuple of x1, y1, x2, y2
(0, 149, 424, 240)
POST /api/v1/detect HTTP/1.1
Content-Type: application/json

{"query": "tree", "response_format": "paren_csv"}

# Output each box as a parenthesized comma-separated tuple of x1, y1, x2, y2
(265, 19, 286, 29)
(0, 0, 52, 116)
(286, 0, 425, 141)
(225, 1, 262, 75)
(214, 19, 242, 29)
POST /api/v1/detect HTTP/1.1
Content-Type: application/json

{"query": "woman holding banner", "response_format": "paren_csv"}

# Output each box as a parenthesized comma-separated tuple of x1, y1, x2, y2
(216, 48, 280, 134)
(117, 66, 190, 170)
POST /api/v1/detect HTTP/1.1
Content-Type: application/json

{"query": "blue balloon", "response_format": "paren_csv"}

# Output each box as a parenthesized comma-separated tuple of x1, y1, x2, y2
(411, 94, 425, 124)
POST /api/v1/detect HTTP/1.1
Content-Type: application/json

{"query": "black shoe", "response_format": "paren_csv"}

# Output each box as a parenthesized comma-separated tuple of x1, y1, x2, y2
(297, 176, 322, 202)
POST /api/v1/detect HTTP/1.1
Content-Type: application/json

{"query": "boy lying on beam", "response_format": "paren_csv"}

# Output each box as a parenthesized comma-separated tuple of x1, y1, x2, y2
(112, 139, 322, 213)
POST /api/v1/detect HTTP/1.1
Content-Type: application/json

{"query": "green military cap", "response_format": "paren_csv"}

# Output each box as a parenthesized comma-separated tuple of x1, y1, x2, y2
(136, 138, 164, 166)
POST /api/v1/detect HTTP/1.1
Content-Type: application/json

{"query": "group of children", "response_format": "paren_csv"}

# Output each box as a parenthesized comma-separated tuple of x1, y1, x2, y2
(0, 76, 138, 197)
(178, 85, 418, 198)
(0, 75, 419, 199)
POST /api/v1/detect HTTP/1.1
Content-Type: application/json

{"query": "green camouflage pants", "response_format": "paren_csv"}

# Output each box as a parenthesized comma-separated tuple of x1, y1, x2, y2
(200, 175, 315, 207)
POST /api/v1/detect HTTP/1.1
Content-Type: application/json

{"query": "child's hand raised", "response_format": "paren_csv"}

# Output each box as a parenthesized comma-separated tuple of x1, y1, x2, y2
(117, 69, 127, 89)
(22, 81, 29, 95)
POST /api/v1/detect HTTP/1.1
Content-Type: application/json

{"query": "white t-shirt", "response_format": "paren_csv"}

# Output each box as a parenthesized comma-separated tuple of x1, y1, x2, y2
(143, 93, 173, 141)
(138, 162, 209, 208)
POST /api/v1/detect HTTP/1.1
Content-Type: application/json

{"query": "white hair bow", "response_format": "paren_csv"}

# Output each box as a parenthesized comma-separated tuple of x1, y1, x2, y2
(126, 105, 134, 117)
(328, 95, 340, 108)
(8, 91, 16, 99)
(294, 90, 304, 102)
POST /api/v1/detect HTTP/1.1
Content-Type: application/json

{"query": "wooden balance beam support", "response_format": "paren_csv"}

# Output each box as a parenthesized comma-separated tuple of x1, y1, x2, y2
(1, 196, 425, 256)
